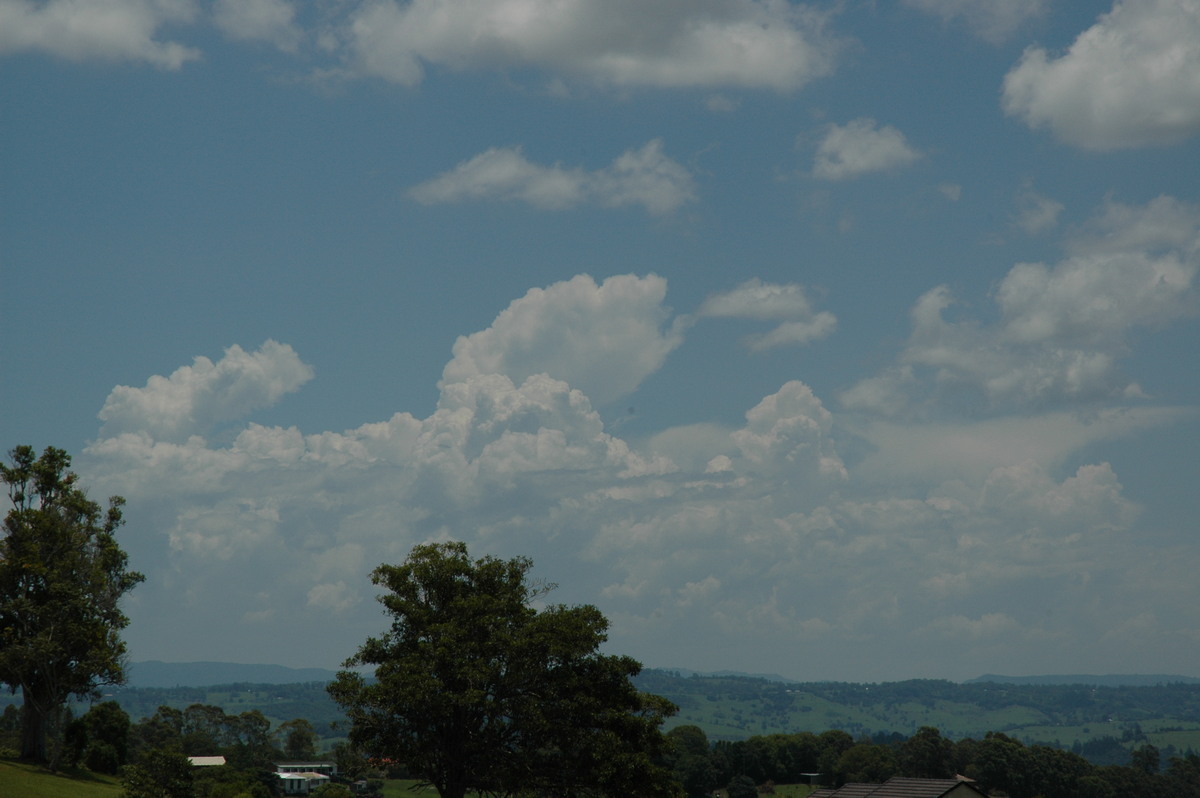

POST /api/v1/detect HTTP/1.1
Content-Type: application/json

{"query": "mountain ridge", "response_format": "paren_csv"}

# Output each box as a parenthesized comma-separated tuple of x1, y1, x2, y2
(127, 660, 340, 688)
(126, 660, 1200, 688)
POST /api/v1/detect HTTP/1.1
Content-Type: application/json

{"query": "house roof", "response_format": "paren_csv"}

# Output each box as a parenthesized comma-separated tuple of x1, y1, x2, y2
(806, 777, 986, 798)
(188, 756, 227, 767)
(815, 784, 879, 798)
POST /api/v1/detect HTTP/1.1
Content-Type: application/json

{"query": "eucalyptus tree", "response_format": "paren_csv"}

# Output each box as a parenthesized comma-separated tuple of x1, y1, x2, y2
(0, 445, 144, 764)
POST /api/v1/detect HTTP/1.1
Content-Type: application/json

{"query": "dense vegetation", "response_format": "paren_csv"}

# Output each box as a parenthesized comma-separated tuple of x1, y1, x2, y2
(664, 723, 1200, 798)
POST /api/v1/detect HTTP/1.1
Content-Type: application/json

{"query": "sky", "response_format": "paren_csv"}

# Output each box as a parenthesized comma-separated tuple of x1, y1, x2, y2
(2, 0, 1200, 684)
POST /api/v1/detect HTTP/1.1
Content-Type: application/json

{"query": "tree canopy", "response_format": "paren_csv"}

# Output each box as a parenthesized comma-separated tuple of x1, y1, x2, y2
(328, 541, 682, 798)
(0, 445, 144, 764)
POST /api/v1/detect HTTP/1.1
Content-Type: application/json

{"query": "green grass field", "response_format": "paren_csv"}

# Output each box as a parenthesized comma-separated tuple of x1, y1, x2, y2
(0, 757, 122, 798)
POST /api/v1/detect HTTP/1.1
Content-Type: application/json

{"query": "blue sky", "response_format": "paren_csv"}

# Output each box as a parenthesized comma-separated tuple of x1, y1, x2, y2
(3, 0, 1200, 682)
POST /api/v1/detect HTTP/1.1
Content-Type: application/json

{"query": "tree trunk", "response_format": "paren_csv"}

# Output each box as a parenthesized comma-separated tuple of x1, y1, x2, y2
(19, 690, 49, 764)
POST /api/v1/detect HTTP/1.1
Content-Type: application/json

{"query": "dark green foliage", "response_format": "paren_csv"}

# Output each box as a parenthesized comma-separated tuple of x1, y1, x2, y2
(328, 541, 683, 798)
(726, 773, 757, 798)
(192, 764, 275, 798)
(667, 725, 718, 798)
(0, 445, 145, 765)
(121, 748, 195, 798)
(835, 742, 896, 784)
(63, 701, 131, 773)
(276, 716, 318, 760)
(898, 726, 953, 778)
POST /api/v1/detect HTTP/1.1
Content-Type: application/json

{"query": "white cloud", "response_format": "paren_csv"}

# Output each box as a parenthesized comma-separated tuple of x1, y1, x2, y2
(97, 340, 315, 441)
(699, 278, 819, 320)
(441, 274, 686, 406)
(1002, 0, 1200, 149)
(0, 0, 201, 66)
(409, 140, 696, 215)
(731, 380, 847, 481)
(0, 0, 199, 68)
(904, 0, 1048, 43)
(339, 0, 842, 90)
(75, 271, 1200, 680)
(842, 196, 1200, 416)
(812, 118, 921, 180)
(697, 279, 837, 351)
(213, 0, 302, 52)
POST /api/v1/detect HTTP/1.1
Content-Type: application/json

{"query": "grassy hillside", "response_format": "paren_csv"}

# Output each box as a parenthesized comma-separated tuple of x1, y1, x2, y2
(0, 758, 122, 798)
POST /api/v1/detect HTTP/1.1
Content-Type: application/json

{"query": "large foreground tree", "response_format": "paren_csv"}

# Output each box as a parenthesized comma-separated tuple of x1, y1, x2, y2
(328, 541, 683, 798)
(0, 445, 144, 764)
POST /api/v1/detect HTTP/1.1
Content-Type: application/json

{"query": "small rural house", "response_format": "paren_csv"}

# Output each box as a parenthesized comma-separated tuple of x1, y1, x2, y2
(275, 761, 338, 795)
(809, 776, 988, 798)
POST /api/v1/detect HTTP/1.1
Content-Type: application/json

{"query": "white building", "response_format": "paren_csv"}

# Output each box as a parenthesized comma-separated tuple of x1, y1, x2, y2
(275, 762, 338, 795)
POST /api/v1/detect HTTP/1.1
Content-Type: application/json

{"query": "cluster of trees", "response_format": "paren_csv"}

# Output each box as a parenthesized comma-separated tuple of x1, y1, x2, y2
(663, 724, 1200, 798)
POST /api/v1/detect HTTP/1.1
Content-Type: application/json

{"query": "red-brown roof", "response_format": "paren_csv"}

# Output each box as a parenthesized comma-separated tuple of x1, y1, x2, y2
(806, 777, 986, 798)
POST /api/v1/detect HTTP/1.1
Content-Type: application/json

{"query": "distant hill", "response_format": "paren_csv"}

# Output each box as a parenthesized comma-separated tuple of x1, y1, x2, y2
(968, 673, 1200, 687)
(658, 667, 797, 683)
(127, 660, 339, 688)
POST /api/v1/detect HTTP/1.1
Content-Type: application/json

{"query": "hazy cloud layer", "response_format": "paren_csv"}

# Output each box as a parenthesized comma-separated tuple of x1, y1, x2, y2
(1002, 0, 1200, 149)
(812, 118, 922, 180)
(903, 0, 1048, 42)
(409, 140, 697, 215)
(213, 0, 302, 51)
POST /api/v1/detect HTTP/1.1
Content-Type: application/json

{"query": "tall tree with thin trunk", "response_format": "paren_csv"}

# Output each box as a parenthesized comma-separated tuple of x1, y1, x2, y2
(0, 445, 144, 764)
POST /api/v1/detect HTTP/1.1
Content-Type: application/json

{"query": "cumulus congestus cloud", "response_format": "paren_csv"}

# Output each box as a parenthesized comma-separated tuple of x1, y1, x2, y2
(80, 258, 1200, 678)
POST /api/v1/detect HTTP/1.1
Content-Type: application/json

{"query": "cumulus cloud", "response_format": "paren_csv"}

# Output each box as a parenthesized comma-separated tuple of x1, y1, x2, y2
(698, 279, 837, 351)
(409, 140, 696, 215)
(441, 274, 686, 405)
(97, 340, 315, 441)
(842, 195, 1200, 417)
(77, 270, 1200, 680)
(339, 0, 842, 90)
(213, 0, 302, 52)
(812, 118, 921, 180)
(1002, 0, 1200, 149)
(903, 0, 1048, 43)
(0, 0, 200, 68)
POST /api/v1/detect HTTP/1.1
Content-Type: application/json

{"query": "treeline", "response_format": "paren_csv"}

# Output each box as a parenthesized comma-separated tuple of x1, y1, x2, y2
(0, 699, 361, 797)
(664, 724, 1200, 798)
